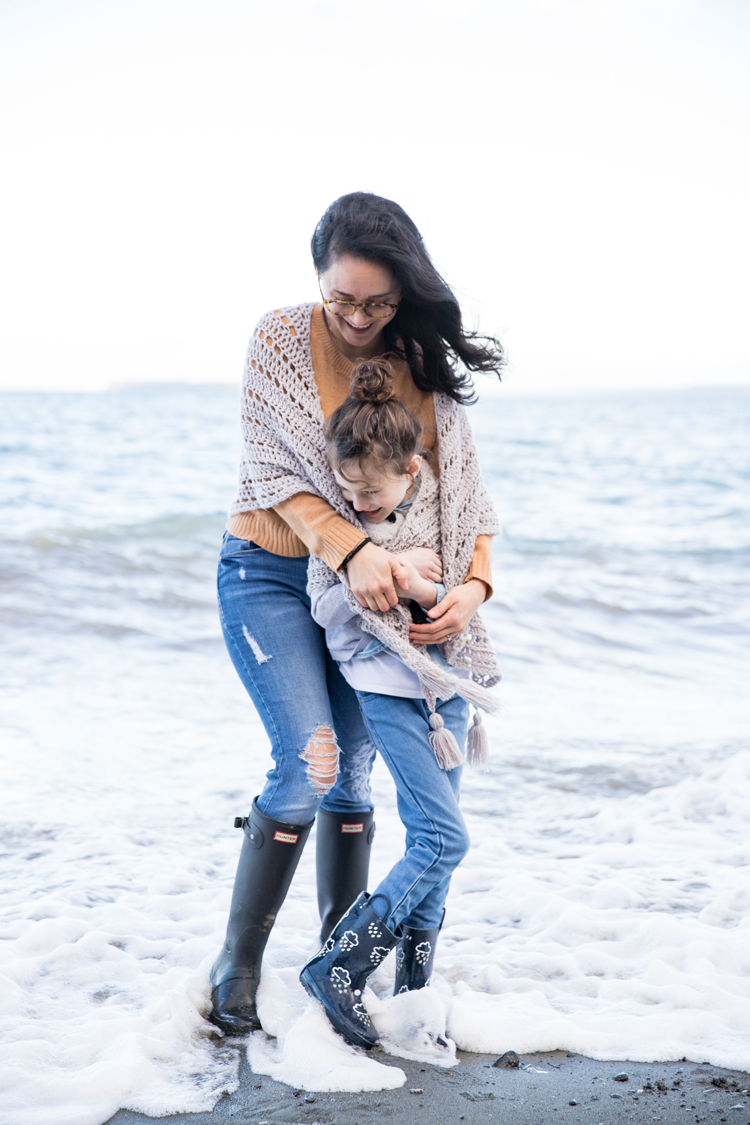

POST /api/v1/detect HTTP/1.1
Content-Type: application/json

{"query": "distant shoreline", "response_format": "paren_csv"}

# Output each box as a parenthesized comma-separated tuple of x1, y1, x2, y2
(2, 382, 748, 399)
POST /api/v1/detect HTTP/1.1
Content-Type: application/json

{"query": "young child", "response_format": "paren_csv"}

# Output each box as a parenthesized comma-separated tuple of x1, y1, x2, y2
(300, 359, 501, 1050)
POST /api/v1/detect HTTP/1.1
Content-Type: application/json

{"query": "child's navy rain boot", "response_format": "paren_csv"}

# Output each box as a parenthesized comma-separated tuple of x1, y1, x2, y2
(300, 891, 399, 1048)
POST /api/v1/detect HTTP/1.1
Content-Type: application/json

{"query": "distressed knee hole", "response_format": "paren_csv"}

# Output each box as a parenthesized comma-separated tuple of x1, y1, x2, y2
(301, 725, 340, 796)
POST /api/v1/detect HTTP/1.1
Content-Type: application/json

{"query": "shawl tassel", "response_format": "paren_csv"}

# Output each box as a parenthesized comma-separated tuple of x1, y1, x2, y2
(467, 710, 490, 770)
(428, 713, 464, 770)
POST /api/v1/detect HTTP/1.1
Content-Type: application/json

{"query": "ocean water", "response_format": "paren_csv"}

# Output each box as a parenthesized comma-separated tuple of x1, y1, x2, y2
(1, 385, 749, 1123)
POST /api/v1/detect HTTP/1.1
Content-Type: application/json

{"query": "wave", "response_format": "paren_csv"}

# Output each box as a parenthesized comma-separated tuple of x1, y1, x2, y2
(0, 511, 228, 547)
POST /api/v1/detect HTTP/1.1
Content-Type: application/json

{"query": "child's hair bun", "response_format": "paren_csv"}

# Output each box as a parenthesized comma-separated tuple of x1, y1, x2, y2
(350, 359, 395, 405)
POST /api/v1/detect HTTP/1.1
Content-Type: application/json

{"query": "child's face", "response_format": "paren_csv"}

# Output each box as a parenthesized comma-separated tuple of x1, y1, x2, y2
(333, 455, 422, 524)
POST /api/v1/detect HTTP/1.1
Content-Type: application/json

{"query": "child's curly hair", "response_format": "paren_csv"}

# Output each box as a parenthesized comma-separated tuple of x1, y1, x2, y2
(325, 359, 423, 478)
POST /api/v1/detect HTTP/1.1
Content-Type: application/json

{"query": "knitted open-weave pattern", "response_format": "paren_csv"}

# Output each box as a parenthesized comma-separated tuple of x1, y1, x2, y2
(308, 461, 501, 714)
(230, 303, 356, 518)
(230, 303, 501, 709)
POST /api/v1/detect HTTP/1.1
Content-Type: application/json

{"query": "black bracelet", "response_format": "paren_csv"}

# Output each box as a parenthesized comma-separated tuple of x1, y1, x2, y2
(340, 537, 372, 570)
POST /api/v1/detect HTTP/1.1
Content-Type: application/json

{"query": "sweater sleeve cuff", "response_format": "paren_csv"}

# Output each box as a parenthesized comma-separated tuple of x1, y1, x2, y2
(465, 534, 494, 601)
(274, 492, 367, 572)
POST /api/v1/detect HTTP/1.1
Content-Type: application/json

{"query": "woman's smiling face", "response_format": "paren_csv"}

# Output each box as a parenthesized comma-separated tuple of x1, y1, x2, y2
(318, 255, 400, 360)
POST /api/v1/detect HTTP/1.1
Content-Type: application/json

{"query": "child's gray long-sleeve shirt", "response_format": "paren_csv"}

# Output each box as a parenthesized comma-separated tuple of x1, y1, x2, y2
(310, 582, 447, 662)
(309, 581, 448, 699)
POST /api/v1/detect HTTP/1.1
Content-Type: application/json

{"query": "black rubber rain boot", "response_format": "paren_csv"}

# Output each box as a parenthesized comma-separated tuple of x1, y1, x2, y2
(316, 808, 375, 944)
(393, 923, 442, 994)
(300, 891, 400, 1049)
(209, 798, 314, 1036)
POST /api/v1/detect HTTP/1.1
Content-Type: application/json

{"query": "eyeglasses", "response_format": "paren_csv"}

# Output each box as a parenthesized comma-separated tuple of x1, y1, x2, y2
(318, 280, 400, 320)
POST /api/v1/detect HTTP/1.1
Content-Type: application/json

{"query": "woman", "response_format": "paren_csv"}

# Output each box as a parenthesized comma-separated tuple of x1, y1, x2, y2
(211, 191, 504, 1036)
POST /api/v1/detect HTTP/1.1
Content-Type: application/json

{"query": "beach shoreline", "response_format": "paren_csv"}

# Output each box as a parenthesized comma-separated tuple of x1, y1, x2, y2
(107, 1049, 750, 1125)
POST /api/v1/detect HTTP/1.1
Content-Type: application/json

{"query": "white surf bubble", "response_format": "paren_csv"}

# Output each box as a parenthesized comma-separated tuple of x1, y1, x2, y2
(368, 987, 458, 1067)
(248, 971, 405, 1092)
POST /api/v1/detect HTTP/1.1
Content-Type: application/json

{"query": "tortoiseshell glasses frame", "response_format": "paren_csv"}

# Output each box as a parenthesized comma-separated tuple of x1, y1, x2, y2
(318, 279, 400, 320)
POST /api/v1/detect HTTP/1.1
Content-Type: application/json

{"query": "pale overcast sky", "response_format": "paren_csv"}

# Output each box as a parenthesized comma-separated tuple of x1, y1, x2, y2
(1, 0, 748, 394)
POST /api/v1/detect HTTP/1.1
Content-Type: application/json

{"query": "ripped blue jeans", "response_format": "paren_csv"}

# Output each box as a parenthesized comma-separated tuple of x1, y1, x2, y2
(217, 533, 375, 824)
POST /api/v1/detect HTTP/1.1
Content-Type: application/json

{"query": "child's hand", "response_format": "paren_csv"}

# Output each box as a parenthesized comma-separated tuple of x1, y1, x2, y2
(394, 548, 442, 583)
(396, 561, 438, 610)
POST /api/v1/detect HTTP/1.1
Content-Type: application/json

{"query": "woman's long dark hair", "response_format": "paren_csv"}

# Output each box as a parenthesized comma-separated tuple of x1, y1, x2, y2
(311, 192, 504, 404)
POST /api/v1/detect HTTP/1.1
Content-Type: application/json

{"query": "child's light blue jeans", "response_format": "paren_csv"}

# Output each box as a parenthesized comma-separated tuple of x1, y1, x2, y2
(355, 690, 470, 930)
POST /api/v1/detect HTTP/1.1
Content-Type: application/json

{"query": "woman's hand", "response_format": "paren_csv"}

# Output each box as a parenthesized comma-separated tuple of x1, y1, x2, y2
(408, 578, 488, 644)
(394, 547, 442, 583)
(347, 542, 408, 612)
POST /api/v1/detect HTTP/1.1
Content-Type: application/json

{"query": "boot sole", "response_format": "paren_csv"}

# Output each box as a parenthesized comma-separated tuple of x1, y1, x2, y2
(208, 1008, 261, 1036)
(300, 968, 377, 1050)
(209, 986, 261, 1037)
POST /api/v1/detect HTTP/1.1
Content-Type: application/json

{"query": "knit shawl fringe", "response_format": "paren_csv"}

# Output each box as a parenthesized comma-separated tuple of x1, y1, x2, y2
(428, 713, 464, 770)
(467, 712, 490, 770)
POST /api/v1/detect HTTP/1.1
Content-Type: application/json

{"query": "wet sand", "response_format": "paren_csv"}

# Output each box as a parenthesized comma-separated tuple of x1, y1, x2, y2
(107, 1050, 750, 1125)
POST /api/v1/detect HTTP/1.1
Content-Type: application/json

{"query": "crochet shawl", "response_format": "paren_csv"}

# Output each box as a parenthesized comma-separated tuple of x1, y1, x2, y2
(231, 303, 502, 740)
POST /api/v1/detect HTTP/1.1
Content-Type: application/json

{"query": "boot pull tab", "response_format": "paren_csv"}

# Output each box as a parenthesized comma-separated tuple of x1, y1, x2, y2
(235, 815, 263, 846)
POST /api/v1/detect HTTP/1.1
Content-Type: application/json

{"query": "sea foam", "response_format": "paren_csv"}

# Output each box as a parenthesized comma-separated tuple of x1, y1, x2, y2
(1, 387, 748, 1120)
